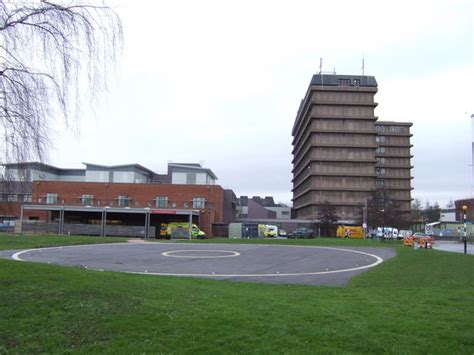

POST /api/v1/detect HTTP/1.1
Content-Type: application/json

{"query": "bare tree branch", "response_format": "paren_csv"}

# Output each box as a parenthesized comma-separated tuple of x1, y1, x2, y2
(0, 0, 123, 164)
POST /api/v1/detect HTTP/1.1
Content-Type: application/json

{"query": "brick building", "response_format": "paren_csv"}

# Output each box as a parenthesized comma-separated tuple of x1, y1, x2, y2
(1, 162, 236, 237)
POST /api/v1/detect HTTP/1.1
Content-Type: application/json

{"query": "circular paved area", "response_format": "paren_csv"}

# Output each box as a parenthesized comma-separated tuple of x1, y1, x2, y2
(10, 243, 396, 286)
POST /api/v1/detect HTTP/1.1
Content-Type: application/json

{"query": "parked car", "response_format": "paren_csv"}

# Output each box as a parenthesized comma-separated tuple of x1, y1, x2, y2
(289, 227, 314, 239)
(263, 225, 278, 237)
(278, 229, 288, 237)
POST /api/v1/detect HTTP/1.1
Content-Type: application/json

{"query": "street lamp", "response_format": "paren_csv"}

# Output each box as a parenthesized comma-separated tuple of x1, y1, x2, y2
(462, 205, 468, 254)
(362, 198, 368, 238)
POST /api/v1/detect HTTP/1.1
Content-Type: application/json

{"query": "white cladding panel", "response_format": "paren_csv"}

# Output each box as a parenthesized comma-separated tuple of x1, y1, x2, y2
(133, 172, 148, 183)
(111, 171, 135, 183)
(56, 174, 84, 182)
(196, 173, 207, 184)
(86, 170, 109, 182)
(172, 172, 187, 184)
(30, 169, 58, 181)
(440, 212, 456, 222)
(206, 175, 215, 185)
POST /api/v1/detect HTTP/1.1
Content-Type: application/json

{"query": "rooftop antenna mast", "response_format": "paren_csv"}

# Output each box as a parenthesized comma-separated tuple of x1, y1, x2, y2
(319, 58, 324, 87)
(362, 54, 365, 76)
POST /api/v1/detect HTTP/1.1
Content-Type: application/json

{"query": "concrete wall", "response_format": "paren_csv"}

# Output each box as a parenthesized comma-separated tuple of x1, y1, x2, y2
(264, 206, 291, 219)
(247, 200, 276, 219)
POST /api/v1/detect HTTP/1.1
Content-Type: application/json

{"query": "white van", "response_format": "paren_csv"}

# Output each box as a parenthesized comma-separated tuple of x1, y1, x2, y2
(376, 227, 398, 240)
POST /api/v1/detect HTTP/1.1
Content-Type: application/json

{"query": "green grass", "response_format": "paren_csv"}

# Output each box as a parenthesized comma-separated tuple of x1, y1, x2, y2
(0, 233, 128, 250)
(0, 236, 473, 353)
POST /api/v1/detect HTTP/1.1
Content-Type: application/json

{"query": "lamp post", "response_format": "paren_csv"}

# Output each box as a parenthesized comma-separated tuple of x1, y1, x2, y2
(462, 204, 468, 254)
(363, 198, 368, 238)
(104, 184, 109, 206)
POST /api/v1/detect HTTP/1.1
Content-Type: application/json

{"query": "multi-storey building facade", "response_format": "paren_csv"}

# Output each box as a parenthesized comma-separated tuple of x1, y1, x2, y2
(292, 74, 412, 222)
(375, 121, 413, 215)
(0, 162, 234, 236)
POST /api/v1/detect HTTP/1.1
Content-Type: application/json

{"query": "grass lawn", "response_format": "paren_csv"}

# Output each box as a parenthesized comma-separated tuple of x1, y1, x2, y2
(0, 236, 473, 353)
(0, 233, 128, 250)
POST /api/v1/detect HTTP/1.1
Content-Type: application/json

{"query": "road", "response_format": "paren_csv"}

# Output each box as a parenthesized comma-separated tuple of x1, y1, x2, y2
(433, 240, 474, 255)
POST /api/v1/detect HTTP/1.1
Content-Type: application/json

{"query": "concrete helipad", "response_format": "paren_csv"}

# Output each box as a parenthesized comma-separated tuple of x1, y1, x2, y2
(6, 242, 396, 286)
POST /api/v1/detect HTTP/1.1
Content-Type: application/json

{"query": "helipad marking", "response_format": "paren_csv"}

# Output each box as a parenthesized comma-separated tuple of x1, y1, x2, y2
(162, 249, 240, 258)
(11, 242, 385, 278)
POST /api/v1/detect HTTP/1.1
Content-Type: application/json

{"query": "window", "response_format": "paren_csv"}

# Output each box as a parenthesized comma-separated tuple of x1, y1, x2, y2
(376, 147, 386, 154)
(376, 126, 385, 132)
(186, 173, 197, 184)
(183, 202, 189, 208)
(376, 157, 385, 164)
(282, 211, 290, 216)
(7, 194, 18, 202)
(82, 194, 94, 206)
(118, 195, 130, 207)
(46, 193, 58, 204)
(23, 194, 32, 203)
(193, 197, 206, 209)
(376, 136, 386, 143)
(390, 126, 401, 133)
(156, 196, 168, 208)
(376, 168, 386, 175)
(338, 79, 352, 86)
(376, 179, 385, 187)
(354, 79, 360, 86)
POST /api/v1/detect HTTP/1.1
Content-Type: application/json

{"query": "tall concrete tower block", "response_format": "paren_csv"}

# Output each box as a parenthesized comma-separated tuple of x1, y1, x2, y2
(291, 74, 413, 222)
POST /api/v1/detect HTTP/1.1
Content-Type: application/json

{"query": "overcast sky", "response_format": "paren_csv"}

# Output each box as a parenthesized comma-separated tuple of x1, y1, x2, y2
(50, 0, 473, 207)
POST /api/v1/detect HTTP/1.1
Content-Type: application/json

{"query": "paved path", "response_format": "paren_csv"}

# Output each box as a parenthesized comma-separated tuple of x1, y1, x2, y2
(2, 243, 396, 286)
(434, 241, 474, 255)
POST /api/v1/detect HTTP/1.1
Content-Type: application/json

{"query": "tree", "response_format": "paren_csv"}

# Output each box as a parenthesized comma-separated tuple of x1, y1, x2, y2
(446, 200, 454, 209)
(366, 189, 409, 230)
(411, 198, 423, 223)
(0, 0, 122, 163)
(316, 200, 339, 237)
(424, 201, 441, 223)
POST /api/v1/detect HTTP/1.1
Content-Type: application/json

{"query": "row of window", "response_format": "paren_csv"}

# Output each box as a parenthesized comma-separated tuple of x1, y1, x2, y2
(39, 194, 207, 209)
(0, 194, 32, 202)
(338, 79, 360, 87)
(376, 126, 405, 133)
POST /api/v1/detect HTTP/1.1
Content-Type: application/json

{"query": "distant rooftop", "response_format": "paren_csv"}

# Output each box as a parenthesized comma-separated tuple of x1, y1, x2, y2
(2, 161, 219, 183)
(310, 74, 377, 87)
(168, 163, 218, 180)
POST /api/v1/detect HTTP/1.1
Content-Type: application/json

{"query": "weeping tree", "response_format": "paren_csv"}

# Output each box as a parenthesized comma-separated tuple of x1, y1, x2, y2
(0, 0, 122, 164)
